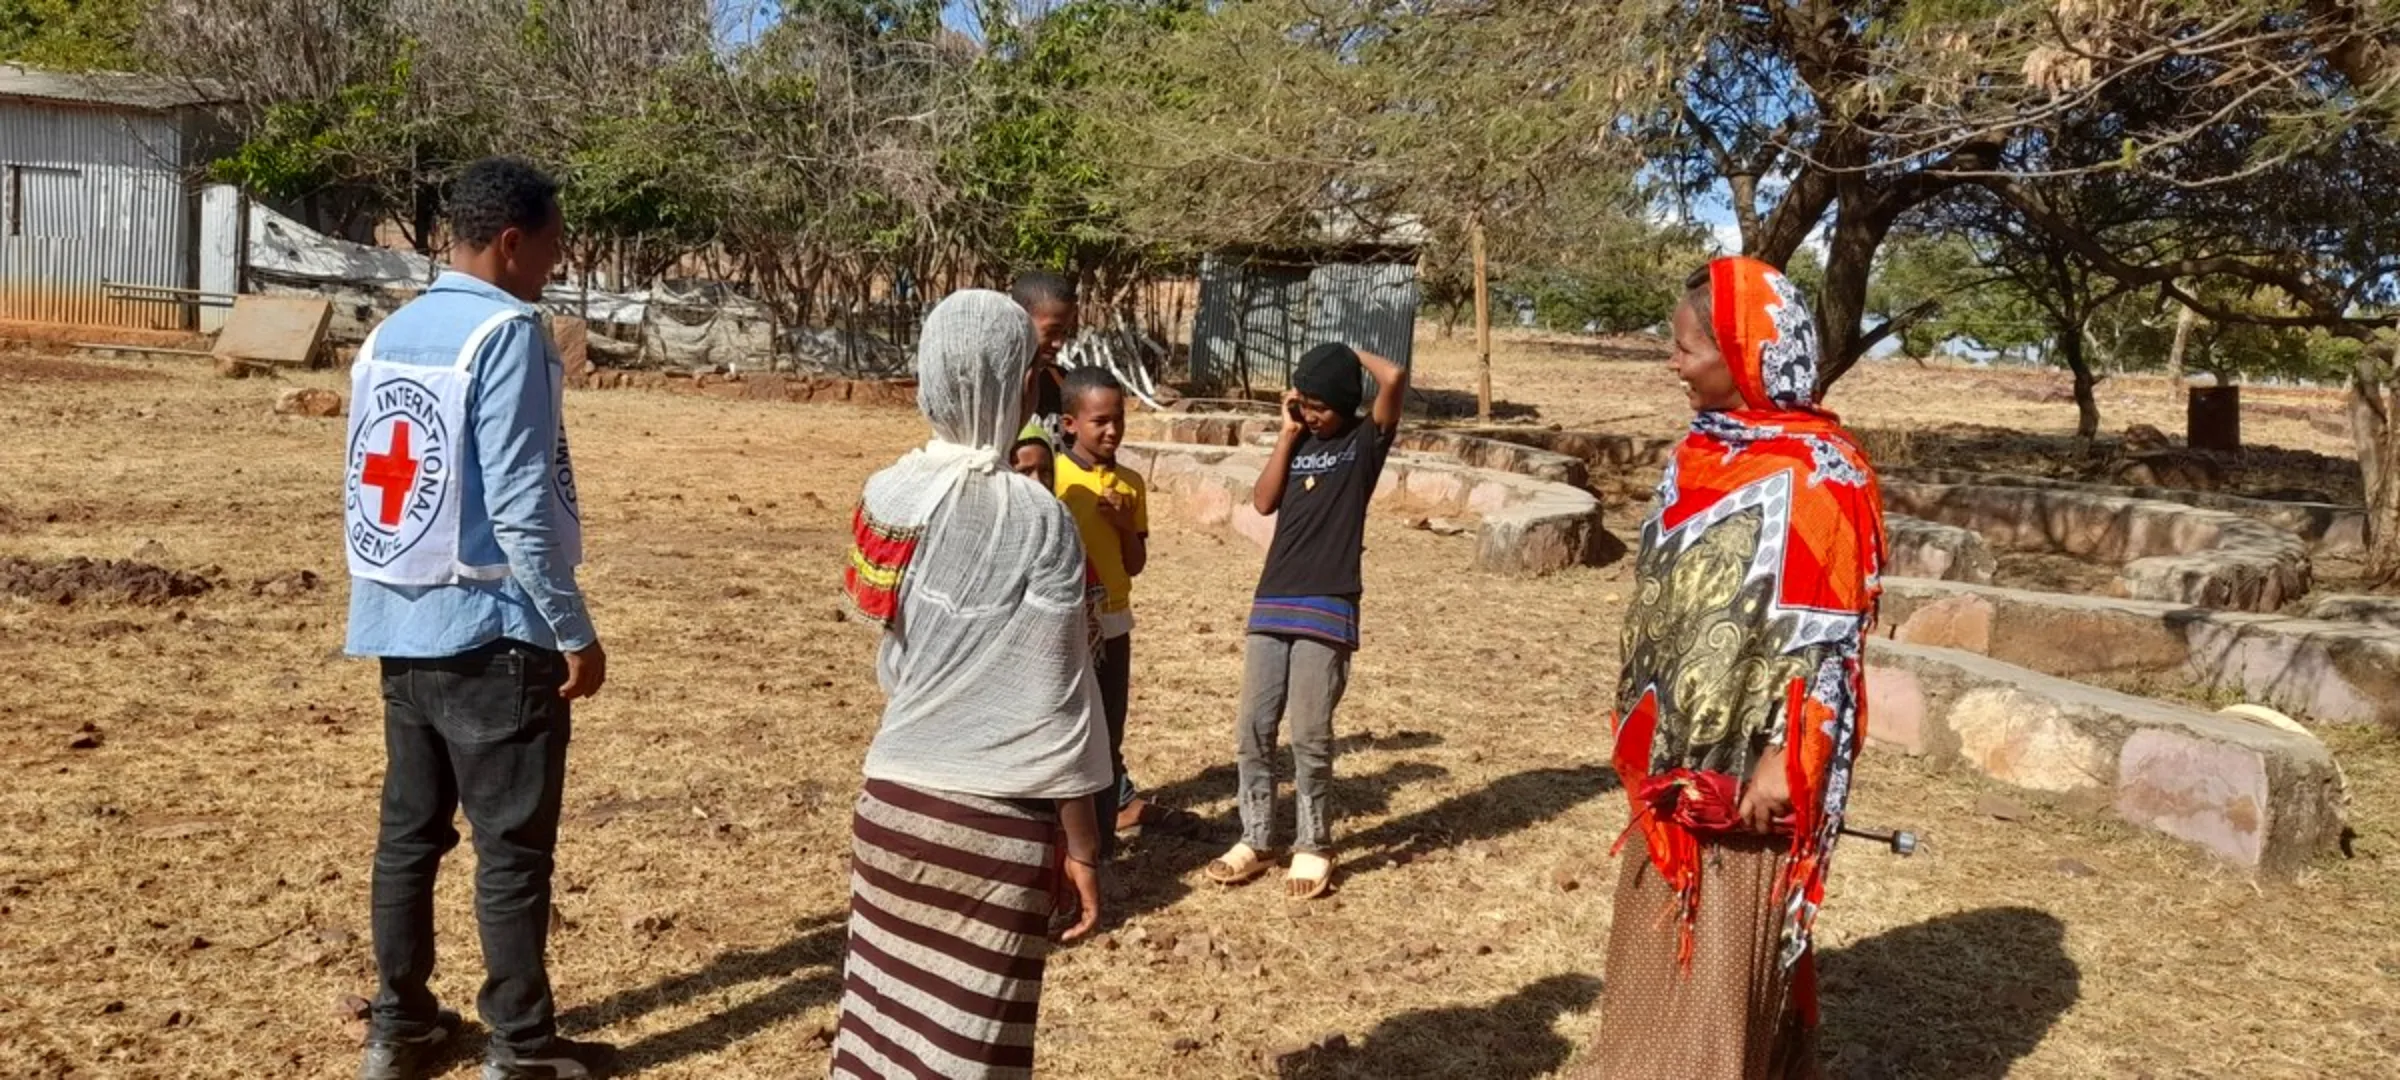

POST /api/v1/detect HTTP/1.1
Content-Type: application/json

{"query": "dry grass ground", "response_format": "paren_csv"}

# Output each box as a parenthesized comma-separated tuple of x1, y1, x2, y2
(2, 336, 2396, 1079)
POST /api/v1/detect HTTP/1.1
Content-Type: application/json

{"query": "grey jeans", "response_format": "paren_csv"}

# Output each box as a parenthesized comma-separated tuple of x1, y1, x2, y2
(1235, 633, 1351, 854)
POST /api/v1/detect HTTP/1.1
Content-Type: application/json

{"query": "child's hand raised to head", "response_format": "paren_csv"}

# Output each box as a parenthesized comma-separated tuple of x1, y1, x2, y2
(1280, 389, 1306, 438)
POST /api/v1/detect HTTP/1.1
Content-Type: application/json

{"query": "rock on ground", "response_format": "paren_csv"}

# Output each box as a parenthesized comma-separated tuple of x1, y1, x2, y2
(273, 388, 344, 418)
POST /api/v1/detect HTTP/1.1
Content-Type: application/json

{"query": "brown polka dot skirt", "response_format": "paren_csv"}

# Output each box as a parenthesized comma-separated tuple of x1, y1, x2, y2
(1570, 836, 1818, 1079)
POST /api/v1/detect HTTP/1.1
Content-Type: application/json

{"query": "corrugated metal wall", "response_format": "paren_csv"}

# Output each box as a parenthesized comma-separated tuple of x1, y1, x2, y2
(1190, 253, 1419, 393)
(0, 100, 193, 329)
(1302, 261, 1418, 369)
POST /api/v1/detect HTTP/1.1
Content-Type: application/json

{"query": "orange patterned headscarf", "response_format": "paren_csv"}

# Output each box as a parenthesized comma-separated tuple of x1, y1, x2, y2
(1610, 256, 1887, 1021)
(1707, 255, 1829, 414)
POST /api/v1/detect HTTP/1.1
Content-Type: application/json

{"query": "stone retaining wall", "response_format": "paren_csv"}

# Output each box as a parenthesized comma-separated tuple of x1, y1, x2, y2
(570, 368, 920, 408)
(1114, 442, 1605, 574)
(1454, 428, 1680, 473)
(1128, 415, 1596, 490)
(1393, 430, 1590, 488)
(1885, 516, 1998, 584)
(1879, 578, 2400, 727)
(1126, 412, 1277, 448)
(2306, 594, 2400, 631)
(1896, 468, 2365, 554)
(1866, 640, 2345, 877)
(1883, 479, 2312, 612)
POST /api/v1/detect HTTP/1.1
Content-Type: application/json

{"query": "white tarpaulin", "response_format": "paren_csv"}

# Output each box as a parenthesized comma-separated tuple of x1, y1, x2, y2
(247, 203, 434, 287)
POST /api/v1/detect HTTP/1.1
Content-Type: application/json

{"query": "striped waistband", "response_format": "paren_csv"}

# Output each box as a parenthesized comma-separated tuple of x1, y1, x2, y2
(1247, 594, 1360, 649)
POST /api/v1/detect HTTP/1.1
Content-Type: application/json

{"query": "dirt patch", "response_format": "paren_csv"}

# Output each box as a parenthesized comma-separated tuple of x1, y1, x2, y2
(0, 352, 168, 384)
(0, 556, 214, 606)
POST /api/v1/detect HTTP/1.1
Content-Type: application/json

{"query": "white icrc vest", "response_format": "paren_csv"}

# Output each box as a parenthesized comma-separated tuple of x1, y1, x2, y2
(343, 309, 584, 585)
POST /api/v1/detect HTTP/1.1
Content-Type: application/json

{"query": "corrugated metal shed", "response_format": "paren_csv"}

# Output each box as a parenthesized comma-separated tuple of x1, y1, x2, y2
(1190, 252, 1419, 393)
(0, 67, 214, 331)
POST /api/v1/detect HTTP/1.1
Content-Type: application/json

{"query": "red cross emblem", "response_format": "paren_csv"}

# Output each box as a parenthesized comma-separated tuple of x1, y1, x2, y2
(361, 421, 421, 527)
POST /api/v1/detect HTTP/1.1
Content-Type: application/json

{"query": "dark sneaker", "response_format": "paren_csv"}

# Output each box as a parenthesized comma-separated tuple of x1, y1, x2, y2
(481, 1037, 618, 1080)
(358, 1009, 463, 1080)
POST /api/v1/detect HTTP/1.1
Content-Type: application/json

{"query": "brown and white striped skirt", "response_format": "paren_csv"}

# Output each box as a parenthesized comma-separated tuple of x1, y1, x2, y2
(830, 779, 1059, 1080)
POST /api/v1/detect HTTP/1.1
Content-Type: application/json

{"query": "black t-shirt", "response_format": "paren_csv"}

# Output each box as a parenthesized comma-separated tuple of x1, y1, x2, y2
(1255, 419, 1393, 598)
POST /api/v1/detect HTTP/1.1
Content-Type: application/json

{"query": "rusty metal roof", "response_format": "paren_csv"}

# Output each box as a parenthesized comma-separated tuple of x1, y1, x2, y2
(0, 64, 224, 111)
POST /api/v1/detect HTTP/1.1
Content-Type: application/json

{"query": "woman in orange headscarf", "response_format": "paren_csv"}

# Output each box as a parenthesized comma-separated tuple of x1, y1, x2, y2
(1575, 257, 1886, 1079)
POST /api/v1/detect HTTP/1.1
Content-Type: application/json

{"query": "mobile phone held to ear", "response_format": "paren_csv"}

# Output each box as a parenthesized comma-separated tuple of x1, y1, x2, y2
(1287, 400, 1304, 423)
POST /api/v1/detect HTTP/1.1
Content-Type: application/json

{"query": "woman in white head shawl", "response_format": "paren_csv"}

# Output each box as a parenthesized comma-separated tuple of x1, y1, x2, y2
(831, 289, 1111, 1080)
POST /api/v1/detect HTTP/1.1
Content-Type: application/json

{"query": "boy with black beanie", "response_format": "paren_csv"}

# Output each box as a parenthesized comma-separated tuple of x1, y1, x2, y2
(1206, 342, 1407, 901)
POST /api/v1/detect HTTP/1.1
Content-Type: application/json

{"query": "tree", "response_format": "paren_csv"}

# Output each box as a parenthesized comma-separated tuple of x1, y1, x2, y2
(950, 0, 1194, 326)
(1087, 0, 1651, 416)
(1649, 0, 2400, 578)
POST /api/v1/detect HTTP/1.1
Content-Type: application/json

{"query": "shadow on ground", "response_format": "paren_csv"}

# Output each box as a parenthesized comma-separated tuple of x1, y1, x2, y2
(1338, 765, 1620, 879)
(1816, 905, 2079, 1080)
(1273, 972, 1604, 1079)
(1108, 729, 1452, 927)
(558, 913, 849, 1072)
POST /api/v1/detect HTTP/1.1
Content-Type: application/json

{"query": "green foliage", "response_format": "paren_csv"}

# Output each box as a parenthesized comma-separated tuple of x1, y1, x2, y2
(1869, 232, 2042, 359)
(555, 62, 726, 250)
(1511, 272, 1673, 335)
(206, 50, 444, 202)
(1502, 217, 1713, 335)
(2091, 285, 2365, 384)
(952, 1, 1191, 277)
(0, 0, 145, 70)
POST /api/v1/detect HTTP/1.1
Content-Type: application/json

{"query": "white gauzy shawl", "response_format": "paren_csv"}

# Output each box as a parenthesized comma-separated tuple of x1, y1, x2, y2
(854, 290, 1111, 801)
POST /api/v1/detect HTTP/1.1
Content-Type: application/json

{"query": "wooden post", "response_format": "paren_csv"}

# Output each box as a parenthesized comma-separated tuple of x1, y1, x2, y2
(1472, 218, 1492, 421)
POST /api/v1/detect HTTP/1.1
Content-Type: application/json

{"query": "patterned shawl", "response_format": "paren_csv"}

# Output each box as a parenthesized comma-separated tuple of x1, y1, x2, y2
(1610, 256, 1887, 1021)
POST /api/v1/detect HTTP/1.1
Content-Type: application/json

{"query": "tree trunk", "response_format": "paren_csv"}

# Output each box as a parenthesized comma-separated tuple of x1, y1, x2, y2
(2353, 346, 2400, 585)
(2166, 301, 2197, 384)
(1727, 173, 1762, 252)
(2061, 319, 2101, 439)
(1472, 218, 1493, 421)
(1812, 212, 1882, 389)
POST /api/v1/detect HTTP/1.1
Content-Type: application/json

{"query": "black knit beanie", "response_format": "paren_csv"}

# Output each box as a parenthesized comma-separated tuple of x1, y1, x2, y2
(1292, 343, 1365, 416)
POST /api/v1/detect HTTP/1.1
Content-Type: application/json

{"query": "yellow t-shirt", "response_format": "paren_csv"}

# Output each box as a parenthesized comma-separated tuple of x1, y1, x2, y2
(1054, 451, 1147, 635)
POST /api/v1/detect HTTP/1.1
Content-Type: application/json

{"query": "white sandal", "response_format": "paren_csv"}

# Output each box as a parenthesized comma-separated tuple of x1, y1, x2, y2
(1286, 851, 1333, 900)
(1206, 842, 1272, 885)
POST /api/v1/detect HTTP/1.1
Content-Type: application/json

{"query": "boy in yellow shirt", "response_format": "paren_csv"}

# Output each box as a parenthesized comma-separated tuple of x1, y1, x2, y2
(1053, 367, 1150, 855)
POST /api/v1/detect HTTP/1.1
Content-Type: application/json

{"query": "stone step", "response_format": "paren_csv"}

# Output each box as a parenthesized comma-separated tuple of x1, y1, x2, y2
(1866, 639, 2347, 877)
(1880, 578, 2400, 727)
(1117, 441, 1605, 575)
(1882, 478, 2312, 612)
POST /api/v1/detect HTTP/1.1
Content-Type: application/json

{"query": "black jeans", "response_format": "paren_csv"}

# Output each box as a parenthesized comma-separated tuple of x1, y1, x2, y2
(1091, 632, 1131, 860)
(371, 639, 571, 1053)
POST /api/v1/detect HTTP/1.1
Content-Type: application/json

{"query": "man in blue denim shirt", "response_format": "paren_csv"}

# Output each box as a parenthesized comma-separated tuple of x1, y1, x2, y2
(348, 158, 612, 1080)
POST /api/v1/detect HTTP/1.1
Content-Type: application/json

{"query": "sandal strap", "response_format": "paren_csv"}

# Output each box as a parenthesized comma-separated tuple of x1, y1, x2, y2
(1218, 842, 1261, 871)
